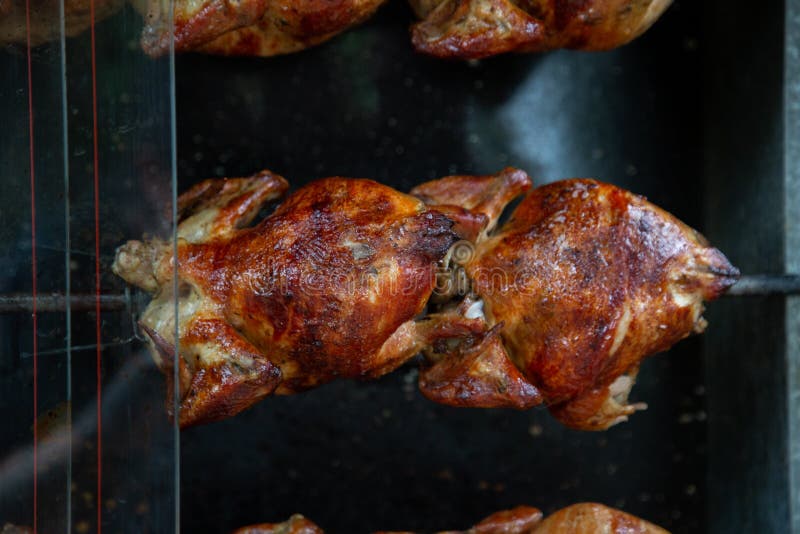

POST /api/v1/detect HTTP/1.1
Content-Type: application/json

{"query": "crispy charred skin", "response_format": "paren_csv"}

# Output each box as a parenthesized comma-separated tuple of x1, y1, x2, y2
(198, 0, 386, 56)
(418, 323, 543, 409)
(3, 0, 667, 57)
(411, 167, 531, 238)
(236, 503, 668, 533)
(196, 176, 457, 392)
(474, 178, 738, 429)
(409, 0, 673, 59)
(531, 503, 669, 533)
(414, 170, 738, 430)
(113, 170, 459, 427)
(375, 506, 544, 534)
(136, 0, 270, 55)
(135, 0, 386, 56)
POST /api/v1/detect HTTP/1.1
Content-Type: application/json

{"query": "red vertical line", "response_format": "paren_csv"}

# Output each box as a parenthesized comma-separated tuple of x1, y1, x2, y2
(24, 0, 38, 529)
(89, 0, 102, 529)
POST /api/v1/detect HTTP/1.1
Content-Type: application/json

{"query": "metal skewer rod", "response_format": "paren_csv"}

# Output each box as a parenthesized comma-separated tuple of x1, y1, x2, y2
(723, 274, 800, 297)
(0, 274, 798, 314)
(0, 293, 129, 313)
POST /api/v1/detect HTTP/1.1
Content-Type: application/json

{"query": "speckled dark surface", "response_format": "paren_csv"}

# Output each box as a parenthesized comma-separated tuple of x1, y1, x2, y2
(174, 2, 709, 532)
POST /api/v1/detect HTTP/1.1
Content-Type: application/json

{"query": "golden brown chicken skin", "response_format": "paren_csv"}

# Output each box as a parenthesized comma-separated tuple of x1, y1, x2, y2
(530, 503, 668, 534)
(135, 0, 386, 56)
(412, 169, 738, 430)
(113, 170, 460, 427)
(3, 0, 669, 58)
(234, 503, 668, 533)
(232, 514, 324, 534)
(409, 0, 673, 59)
(173, 0, 670, 57)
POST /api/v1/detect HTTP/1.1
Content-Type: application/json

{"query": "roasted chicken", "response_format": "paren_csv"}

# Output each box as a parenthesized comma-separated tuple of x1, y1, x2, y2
(2, 0, 670, 58)
(412, 169, 738, 429)
(143, 0, 673, 57)
(112, 167, 737, 429)
(232, 503, 669, 533)
(133, 0, 387, 56)
(0, 0, 385, 53)
(409, 0, 673, 59)
(114, 170, 464, 426)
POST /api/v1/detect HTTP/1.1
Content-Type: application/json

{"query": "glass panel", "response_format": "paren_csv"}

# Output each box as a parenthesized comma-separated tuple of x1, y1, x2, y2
(0, 0, 178, 530)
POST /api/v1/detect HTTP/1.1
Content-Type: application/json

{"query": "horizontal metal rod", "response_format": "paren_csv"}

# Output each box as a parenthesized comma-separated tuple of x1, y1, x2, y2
(0, 293, 129, 313)
(0, 274, 797, 314)
(20, 338, 136, 358)
(724, 274, 800, 297)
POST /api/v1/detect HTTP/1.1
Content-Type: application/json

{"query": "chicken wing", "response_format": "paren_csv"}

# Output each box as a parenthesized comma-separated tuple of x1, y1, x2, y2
(162, 0, 671, 57)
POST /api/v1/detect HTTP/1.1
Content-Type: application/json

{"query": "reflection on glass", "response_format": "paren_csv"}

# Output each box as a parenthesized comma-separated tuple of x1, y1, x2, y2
(0, 1, 178, 531)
